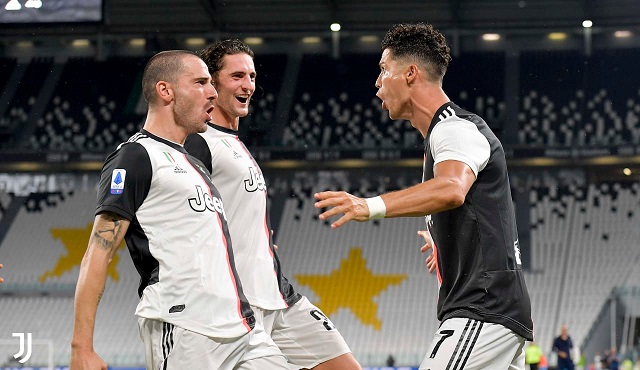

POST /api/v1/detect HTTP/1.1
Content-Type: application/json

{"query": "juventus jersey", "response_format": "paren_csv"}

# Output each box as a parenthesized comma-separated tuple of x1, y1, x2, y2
(96, 129, 254, 339)
(185, 123, 300, 310)
(423, 103, 534, 341)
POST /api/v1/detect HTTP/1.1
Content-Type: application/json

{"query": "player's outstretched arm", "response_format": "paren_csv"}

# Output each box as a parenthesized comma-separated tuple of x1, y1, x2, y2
(314, 191, 371, 228)
(315, 160, 476, 229)
(70, 212, 130, 370)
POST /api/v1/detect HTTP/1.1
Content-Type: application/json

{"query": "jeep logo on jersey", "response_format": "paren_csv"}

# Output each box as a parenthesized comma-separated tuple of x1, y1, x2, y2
(244, 167, 266, 192)
(188, 185, 227, 219)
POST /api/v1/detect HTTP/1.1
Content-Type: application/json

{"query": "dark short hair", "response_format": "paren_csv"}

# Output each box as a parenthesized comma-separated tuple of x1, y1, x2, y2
(142, 50, 198, 103)
(381, 23, 452, 81)
(198, 39, 254, 76)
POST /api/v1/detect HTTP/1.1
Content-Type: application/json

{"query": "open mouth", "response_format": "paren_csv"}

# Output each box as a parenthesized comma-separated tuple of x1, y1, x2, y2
(236, 96, 249, 104)
(205, 106, 214, 121)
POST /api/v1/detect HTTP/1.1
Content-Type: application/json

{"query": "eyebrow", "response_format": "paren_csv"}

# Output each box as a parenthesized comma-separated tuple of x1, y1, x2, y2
(231, 70, 257, 76)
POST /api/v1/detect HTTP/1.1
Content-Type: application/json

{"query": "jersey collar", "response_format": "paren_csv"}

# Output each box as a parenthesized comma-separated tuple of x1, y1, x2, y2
(424, 101, 457, 145)
(207, 122, 238, 135)
(140, 129, 188, 154)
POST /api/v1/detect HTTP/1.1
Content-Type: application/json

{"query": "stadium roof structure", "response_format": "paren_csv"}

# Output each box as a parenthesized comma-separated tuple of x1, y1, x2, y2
(1, 0, 640, 39)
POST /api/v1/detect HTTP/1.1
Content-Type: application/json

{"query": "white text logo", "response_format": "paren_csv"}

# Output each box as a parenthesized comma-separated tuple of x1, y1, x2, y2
(244, 167, 266, 192)
(188, 185, 227, 219)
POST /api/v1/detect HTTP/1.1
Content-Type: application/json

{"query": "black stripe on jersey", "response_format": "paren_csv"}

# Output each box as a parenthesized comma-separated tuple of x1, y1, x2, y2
(445, 319, 483, 370)
(445, 319, 471, 370)
(204, 123, 302, 307)
(161, 322, 174, 370)
(181, 151, 255, 330)
(184, 133, 213, 174)
(116, 131, 148, 150)
(458, 321, 483, 369)
(169, 323, 174, 353)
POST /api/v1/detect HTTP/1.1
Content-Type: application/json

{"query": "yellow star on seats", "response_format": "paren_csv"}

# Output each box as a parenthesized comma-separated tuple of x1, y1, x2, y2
(39, 223, 124, 283)
(295, 247, 407, 330)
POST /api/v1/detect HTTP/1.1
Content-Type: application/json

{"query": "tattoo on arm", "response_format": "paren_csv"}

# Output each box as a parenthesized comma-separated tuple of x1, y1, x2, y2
(93, 212, 126, 251)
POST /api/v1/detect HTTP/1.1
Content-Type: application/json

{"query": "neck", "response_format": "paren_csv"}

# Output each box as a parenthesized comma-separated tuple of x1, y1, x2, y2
(210, 108, 240, 131)
(410, 84, 450, 138)
(143, 109, 188, 145)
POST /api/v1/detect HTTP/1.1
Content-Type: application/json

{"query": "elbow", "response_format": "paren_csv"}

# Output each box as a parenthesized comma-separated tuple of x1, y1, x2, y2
(446, 192, 465, 209)
(443, 180, 466, 209)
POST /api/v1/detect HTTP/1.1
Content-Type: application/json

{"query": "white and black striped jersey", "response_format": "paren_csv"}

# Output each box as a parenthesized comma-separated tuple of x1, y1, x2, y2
(423, 102, 534, 341)
(185, 123, 300, 311)
(96, 129, 254, 339)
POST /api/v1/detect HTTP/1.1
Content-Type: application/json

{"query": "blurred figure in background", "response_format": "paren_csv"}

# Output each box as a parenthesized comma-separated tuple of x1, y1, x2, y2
(526, 341, 544, 370)
(539, 353, 549, 370)
(553, 325, 575, 370)
(609, 347, 621, 370)
(594, 352, 603, 370)
(386, 354, 395, 367)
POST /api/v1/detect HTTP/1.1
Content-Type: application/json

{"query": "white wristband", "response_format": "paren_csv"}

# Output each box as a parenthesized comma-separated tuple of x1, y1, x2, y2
(365, 196, 386, 220)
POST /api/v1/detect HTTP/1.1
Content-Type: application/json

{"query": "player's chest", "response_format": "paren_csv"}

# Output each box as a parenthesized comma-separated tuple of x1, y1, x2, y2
(152, 151, 212, 192)
(213, 141, 266, 193)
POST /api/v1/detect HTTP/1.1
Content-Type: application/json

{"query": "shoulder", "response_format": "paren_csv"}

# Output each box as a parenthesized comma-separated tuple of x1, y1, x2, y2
(113, 140, 150, 161)
(184, 133, 213, 173)
(184, 132, 210, 153)
(103, 141, 152, 175)
(432, 115, 480, 137)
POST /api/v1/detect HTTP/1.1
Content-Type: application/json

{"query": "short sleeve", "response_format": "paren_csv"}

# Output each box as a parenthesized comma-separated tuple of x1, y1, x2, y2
(184, 133, 213, 174)
(96, 142, 152, 220)
(429, 119, 490, 177)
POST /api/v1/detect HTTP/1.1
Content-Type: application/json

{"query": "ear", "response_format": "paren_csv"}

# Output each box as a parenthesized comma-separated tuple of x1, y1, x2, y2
(406, 64, 418, 85)
(156, 81, 173, 103)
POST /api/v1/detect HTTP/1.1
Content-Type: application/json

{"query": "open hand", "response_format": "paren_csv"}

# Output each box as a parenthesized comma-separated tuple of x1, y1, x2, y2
(314, 191, 369, 229)
(418, 230, 437, 274)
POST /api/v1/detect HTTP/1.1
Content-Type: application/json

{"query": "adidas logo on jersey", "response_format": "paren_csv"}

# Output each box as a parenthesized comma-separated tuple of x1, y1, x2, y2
(438, 105, 456, 122)
(174, 164, 187, 174)
(220, 138, 242, 159)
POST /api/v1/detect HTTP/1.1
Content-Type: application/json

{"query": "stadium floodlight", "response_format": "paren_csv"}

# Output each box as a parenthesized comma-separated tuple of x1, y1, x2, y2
(5, 0, 21, 10)
(548, 32, 567, 40)
(614, 30, 632, 38)
(72, 39, 90, 47)
(482, 33, 501, 41)
(302, 36, 322, 44)
(582, 20, 593, 28)
(360, 35, 379, 43)
(129, 38, 146, 47)
(15, 40, 33, 48)
(24, 0, 42, 9)
(186, 37, 206, 47)
(331, 23, 341, 32)
(244, 37, 264, 45)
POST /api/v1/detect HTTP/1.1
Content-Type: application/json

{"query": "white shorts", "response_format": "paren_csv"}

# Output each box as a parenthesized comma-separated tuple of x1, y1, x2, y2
(419, 317, 526, 370)
(253, 296, 352, 369)
(138, 317, 289, 370)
